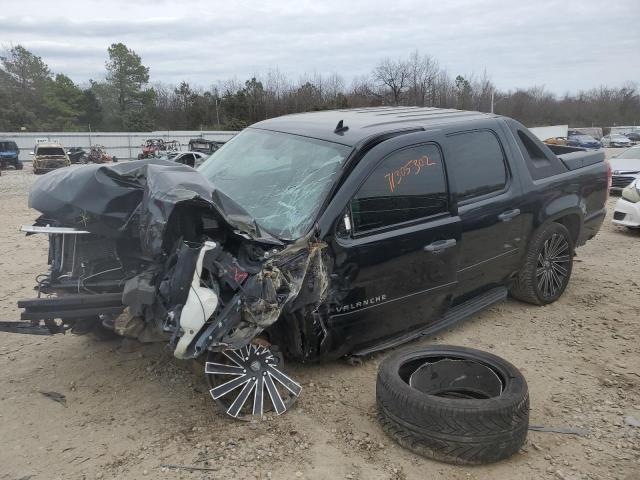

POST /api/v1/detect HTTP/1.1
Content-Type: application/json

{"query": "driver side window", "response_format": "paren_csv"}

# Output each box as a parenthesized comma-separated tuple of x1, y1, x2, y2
(350, 144, 448, 233)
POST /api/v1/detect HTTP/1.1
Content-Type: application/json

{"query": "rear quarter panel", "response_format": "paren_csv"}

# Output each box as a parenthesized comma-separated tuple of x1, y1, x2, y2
(498, 120, 608, 249)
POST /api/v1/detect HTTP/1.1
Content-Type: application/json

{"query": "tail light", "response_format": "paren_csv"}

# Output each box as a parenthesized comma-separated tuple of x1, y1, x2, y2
(604, 158, 612, 194)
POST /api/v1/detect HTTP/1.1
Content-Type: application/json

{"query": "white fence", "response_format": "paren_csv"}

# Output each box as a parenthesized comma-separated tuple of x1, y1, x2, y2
(610, 126, 640, 135)
(0, 130, 239, 161)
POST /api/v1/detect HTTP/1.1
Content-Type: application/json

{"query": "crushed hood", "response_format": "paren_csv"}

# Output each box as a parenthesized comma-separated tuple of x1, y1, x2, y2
(28, 159, 282, 257)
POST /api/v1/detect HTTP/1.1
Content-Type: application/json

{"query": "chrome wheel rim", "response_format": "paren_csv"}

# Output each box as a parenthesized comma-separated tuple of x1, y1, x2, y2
(536, 233, 570, 299)
(205, 344, 302, 419)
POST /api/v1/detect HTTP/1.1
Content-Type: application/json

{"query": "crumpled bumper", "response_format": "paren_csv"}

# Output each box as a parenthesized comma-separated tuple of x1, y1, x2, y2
(34, 160, 67, 170)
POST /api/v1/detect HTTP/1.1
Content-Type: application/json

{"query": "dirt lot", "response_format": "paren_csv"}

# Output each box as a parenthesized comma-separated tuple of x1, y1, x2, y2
(0, 158, 639, 480)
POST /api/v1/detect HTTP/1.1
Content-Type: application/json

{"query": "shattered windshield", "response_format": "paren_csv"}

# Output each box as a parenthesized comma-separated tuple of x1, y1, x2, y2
(199, 128, 350, 239)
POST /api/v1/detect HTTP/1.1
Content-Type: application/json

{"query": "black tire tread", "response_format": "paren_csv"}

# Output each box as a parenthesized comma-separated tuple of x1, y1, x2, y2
(509, 222, 573, 305)
(376, 346, 529, 465)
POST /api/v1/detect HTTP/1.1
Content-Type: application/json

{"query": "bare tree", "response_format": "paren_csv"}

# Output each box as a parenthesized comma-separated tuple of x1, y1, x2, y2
(349, 75, 379, 107)
(407, 50, 440, 107)
(471, 70, 494, 112)
(373, 58, 411, 105)
(4, 44, 638, 132)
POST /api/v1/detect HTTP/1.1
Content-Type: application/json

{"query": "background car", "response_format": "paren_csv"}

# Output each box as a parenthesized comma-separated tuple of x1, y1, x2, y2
(567, 134, 602, 149)
(609, 146, 640, 192)
(601, 134, 633, 148)
(188, 138, 225, 155)
(31, 142, 70, 175)
(0, 140, 23, 170)
(170, 151, 208, 168)
(612, 179, 640, 229)
(67, 147, 87, 164)
(624, 131, 640, 143)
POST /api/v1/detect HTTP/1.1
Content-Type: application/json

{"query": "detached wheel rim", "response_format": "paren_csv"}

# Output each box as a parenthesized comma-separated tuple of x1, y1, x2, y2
(205, 344, 302, 419)
(402, 356, 505, 400)
(536, 233, 570, 299)
(409, 358, 503, 399)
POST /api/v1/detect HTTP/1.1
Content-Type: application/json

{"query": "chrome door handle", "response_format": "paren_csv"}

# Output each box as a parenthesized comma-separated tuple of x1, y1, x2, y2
(424, 238, 457, 252)
(498, 209, 521, 222)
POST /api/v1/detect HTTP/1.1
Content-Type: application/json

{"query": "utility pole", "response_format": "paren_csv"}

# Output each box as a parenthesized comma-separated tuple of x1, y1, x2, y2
(215, 97, 221, 130)
(490, 89, 495, 114)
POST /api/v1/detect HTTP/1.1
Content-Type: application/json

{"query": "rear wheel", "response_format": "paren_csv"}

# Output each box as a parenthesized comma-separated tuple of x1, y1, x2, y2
(510, 222, 573, 305)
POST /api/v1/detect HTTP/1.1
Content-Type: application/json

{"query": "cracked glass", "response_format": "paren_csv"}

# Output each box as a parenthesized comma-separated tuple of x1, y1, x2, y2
(199, 128, 350, 239)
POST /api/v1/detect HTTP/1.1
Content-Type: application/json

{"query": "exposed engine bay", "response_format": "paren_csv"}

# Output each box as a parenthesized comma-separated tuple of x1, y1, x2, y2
(14, 160, 333, 417)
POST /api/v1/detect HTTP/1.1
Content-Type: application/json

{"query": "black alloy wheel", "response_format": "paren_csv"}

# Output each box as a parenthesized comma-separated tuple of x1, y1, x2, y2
(205, 343, 302, 420)
(535, 232, 571, 300)
(510, 222, 574, 305)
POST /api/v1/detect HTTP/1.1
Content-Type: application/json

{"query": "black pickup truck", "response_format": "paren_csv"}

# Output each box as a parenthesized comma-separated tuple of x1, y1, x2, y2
(11, 107, 608, 418)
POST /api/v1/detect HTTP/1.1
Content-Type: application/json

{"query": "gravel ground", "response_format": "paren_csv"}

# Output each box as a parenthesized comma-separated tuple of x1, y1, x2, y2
(0, 155, 638, 480)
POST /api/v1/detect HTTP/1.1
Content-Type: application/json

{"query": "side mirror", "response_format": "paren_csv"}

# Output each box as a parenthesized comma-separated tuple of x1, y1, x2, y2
(29, 151, 34, 155)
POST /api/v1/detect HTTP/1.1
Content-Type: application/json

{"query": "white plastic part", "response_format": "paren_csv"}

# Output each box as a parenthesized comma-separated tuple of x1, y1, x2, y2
(174, 241, 219, 359)
(20, 225, 90, 234)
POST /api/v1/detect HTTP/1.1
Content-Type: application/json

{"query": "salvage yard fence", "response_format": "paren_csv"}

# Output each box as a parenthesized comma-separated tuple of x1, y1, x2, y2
(0, 130, 239, 162)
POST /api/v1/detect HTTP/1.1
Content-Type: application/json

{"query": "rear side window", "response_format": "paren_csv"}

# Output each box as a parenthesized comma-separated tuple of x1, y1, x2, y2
(351, 144, 448, 233)
(518, 130, 548, 163)
(446, 130, 507, 201)
(508, 120, 567, 180)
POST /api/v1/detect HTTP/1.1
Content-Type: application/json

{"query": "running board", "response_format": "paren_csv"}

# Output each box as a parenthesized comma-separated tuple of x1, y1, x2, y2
(353, 287, 508, 357)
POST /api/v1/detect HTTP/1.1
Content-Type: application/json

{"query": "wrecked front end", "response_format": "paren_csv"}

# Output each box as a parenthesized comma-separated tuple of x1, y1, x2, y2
(33, 155, 70, 172)
(13, 160, 331, 417)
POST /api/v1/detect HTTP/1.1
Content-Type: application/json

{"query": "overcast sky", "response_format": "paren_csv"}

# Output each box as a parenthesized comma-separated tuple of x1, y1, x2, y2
(1, 0, 638, 95)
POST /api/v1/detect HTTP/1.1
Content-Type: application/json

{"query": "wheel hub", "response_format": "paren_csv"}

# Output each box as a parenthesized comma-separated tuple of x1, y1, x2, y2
(536, 233, 570, 299)
(205, 344, 302, 419)
(250, 360, 261, 372)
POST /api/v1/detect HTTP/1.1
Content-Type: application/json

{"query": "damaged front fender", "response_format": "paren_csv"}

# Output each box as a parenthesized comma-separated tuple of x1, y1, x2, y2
(20, 160, 332, 361)
(191, 236, 330, 356)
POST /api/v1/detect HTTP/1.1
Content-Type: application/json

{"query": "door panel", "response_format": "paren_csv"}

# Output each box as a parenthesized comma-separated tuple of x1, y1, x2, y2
(325, 135, 461, 352)
(456, 193, 525, 292)
(443, 129, 525, 295)
(330, 215, 461, 350)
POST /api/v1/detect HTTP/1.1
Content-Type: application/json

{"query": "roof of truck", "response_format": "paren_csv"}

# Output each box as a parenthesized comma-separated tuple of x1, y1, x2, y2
(250, 107, 498, 147)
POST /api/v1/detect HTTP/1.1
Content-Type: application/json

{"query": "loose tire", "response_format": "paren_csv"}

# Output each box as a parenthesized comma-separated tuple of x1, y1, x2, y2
(510, 222, 574, 305)
(377, 345, 529, 465)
